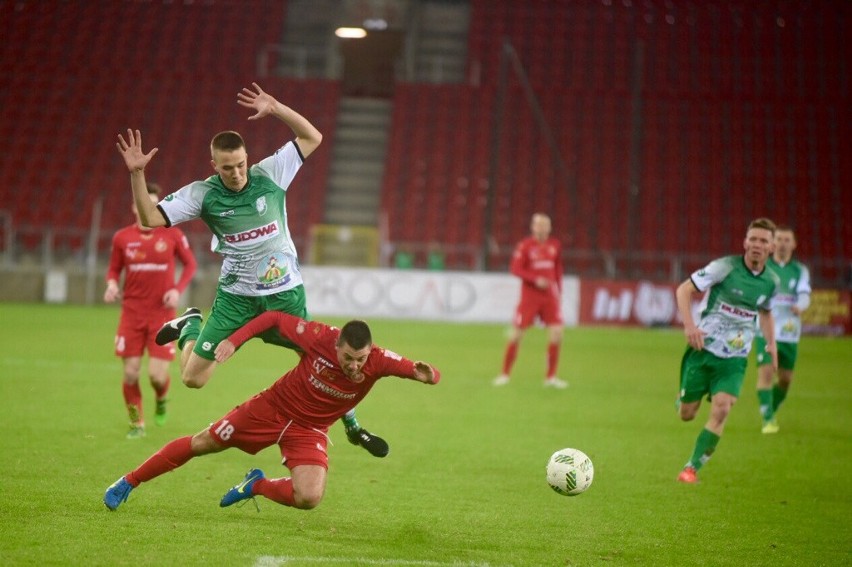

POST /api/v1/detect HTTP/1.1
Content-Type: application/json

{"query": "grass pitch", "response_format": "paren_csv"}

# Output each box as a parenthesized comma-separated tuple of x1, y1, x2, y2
(0, 303, 849, 566)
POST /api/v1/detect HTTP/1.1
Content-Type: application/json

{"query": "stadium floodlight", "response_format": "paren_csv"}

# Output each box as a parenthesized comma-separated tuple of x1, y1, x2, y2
(335, 27, 367, 38)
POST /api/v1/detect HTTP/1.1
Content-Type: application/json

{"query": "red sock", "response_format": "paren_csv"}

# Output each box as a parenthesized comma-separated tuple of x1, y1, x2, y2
(502, 341, 519, 375)
(253, 477, 296, 507)
(153, 375, 171, 401)
(123, 382, 143, 423)
(126, 436, 194, 487)
(546, 342, 561, 378)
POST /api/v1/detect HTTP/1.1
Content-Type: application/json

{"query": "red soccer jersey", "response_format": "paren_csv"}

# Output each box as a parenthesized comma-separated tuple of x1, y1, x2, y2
(106, 224, 197, 315)
(509, 236, 563, 299)
(227, 311, 435, 429)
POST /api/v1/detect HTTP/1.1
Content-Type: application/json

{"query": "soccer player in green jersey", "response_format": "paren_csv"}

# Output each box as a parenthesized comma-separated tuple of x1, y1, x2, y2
(116, 82, 388, 457)
(754, 226, 811, 434)
(674, 218, 780, 483)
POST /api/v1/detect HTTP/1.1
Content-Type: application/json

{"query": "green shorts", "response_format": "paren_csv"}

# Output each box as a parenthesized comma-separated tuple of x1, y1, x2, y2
(754, 337, 798, 370)
(679, 347, 748, 403)
(192, 285, 309, 360)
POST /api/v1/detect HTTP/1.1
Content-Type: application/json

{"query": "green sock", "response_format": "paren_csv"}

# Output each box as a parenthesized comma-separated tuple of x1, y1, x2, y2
(687, 428, 720, 471)
(772, 384, 788, 412)
(757, 389, 774, 422)
(341, 410, 359, 431)
(177, 317, 202, 351)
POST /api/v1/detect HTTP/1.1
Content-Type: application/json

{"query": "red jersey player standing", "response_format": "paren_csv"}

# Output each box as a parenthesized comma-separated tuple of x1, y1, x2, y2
(103, 311, 440, 511)
(493, 213, 567, 388)
(104, 183, 197, 438)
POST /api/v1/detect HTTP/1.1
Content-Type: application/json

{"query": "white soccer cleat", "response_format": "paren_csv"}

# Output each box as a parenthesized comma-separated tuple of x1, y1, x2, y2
(543, 377, 568, 389)
(492, 374, 510, 386)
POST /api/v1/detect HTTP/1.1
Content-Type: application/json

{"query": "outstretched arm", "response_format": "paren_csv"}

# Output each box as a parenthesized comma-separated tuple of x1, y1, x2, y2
(237, 82, 323, 158)
(411, 361, 441, 385)
(116, 129, 167, 227)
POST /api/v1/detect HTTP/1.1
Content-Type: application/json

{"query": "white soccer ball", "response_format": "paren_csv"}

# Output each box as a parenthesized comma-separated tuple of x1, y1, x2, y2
(546, 448, 594, 496)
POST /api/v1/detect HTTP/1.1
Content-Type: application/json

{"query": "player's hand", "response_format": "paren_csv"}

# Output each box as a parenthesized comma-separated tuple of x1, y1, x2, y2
(237, 82, 278, 121)
(683, 324, 706, 350)
(765, 341, 779, 371)
(790, 306, 801, 315)
(414, 361, 440, 384)
(214, 339, 236, 363)
(534, 277, 550, 290)
(116, 129, 158, 172)
(103, 282, 121, 303)
(162, 288, 179, 309)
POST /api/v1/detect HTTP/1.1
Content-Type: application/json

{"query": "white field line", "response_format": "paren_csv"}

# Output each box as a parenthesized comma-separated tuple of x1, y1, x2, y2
(254, 556, 501, 567)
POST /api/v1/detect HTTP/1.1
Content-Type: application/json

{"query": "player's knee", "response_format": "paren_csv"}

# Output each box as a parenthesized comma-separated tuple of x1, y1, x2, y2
(294, 489, 324, 510)
(123, 372, 141, 384)
(679, 403, 698, 421)
(181, 371, 205, 389)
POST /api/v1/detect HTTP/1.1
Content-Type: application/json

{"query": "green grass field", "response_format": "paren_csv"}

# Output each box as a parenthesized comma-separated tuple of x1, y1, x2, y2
(0, 303, 849, 566)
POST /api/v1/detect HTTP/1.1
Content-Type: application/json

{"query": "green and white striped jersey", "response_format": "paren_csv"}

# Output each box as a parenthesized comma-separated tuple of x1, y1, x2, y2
(159, 142, 304, 296)
(765, 257, 811, 343)
(690, 255, 780, 359)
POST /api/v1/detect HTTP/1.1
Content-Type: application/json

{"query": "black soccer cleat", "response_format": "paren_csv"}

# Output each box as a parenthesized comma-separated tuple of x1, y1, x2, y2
(346, 427, 390, 458)
(155, 307, 202, 345)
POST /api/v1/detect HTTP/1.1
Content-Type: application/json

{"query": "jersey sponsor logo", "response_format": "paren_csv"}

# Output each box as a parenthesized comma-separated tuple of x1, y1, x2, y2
(223, 221, 280, 246)
(308, 373, 356, 400)
(383, 349, 402, 361)
(219, 209, 235, 217)
(719, 302, 757, 320)
(128, 263, 168, 272)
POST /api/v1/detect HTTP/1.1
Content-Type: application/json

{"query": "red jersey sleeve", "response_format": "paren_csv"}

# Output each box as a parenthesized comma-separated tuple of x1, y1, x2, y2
(171, 229, 197, 293)
(105, 230, 126, 283)
(227, 311, 319, 351)
(509, 240, 538, 284)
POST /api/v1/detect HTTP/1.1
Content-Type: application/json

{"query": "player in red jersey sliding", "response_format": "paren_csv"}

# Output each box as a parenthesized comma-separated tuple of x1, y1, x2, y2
(494, 213, 567, 388)
(104, 311, 440, 511)
(104, 182, 197, 438)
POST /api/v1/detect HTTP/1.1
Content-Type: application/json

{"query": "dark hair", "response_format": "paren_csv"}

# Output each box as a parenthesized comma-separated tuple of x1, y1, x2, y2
(774, 224, 795, 235)
(145, 182, 162, 196)
(748, 217, 776, 234)
(338, 320, 372, 350)
(210, 131, 246, 155)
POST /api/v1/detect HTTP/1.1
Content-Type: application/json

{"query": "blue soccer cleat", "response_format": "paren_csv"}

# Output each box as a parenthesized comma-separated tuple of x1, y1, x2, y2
(104, 476, 133, 511)
(220, 468, 265, 508)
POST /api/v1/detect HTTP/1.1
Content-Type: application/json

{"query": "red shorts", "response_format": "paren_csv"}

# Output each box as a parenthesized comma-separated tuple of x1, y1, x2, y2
(208, 393, 329, 470)
(114, 309, 176, 360)
(514, 292, 563, 329)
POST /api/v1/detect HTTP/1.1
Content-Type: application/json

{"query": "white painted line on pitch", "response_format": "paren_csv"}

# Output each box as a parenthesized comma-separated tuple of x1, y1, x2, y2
(254, 556, 500, 567)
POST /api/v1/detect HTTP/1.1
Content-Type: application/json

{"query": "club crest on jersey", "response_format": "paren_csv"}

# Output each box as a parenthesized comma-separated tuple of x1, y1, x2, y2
(255, 196, 268, 215)
(155, 239, 168, 253)
(255, 252, 291, 290)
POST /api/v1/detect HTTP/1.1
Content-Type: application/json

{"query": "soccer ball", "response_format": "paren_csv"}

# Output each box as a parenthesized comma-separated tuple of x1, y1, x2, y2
(546, 448, 594, 496)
